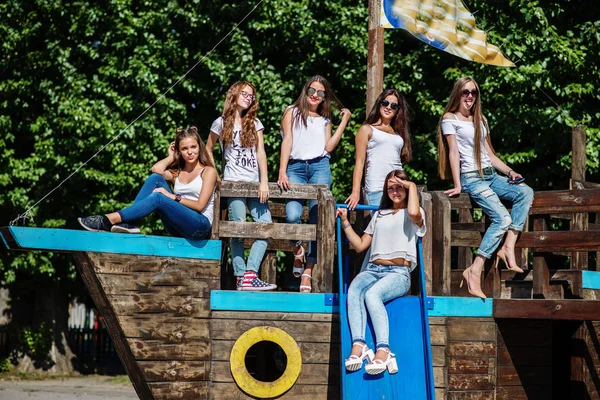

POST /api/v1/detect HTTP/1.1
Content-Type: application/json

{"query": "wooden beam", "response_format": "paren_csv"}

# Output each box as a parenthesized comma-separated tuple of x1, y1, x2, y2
(532, 217, 550, 299)
(316, 188, 336, 293)
(529, 189, 600, 214)
(451, 230, 482, 247)
(367, 0, 384, 112)
(493, 299, 600, 320)
(447, 194, 473, 209)
(218, 221, 316, 241)
(218, 181, 325, 200)
(430, 192, 451, 295)
(572, 124, 586, 182)
(515, 231, 600, 251)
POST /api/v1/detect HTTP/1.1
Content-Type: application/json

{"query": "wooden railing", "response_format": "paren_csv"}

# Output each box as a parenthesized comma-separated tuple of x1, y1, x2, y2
(212, 182, 336, 293)
(429, 187, 600, 299)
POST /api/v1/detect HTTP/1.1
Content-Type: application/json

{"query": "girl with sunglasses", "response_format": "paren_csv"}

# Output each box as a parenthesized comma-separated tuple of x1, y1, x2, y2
(438, 77, 534, 299)
(338, 169, 426, 375)
(78, 126, 217, 240)
(346, 89, 411, 211)
(278, 75, 352, 292)
(206, 81, 276, 291)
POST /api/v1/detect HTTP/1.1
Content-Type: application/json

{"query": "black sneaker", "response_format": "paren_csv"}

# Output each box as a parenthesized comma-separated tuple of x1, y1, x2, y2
(78, 215, 112, 232)
(111, 223, 141, 234)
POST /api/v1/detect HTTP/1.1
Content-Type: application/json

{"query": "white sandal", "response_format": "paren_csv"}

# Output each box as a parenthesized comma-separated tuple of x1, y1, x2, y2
(365, 348, 398, 375)
(345, 343, 374, 372)
(292, 245, 306, 278)
(299, 273, 312, 293)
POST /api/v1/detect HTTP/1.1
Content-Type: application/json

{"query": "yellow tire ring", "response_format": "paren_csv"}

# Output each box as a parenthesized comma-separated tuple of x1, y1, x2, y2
(230, 326, 302, 398)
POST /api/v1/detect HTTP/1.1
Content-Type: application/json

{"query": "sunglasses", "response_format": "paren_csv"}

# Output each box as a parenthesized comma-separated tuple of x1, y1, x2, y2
(240, 91, 256, 101)
(307, 87, 326, 98)
(461, 89, 478, 98)
(380, 100, 399, 110)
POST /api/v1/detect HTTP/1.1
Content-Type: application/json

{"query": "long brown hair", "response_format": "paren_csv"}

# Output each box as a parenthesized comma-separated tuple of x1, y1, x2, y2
(221, 81, 259, 148)
(437, 77, 493, 179)
(170, 126, 214, 171)
(379, 169, 410, 211)
(365, 89, 412, 164)
(290, 75, 344, 131)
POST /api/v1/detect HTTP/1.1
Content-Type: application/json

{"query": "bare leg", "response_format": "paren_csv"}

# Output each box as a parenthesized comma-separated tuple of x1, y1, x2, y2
(106, 212, 122, 225)
(501, 229, 520, 269)
(462, 256, 486, 299)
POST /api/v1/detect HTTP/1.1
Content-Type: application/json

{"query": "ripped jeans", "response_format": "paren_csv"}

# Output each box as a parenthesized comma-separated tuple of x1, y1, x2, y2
(460, 169, 534, 259)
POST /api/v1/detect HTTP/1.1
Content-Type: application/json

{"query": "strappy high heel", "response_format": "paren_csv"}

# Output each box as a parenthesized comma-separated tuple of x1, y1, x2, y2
(292, 245, 306, 278)
(365, 347, 398, 375)
(496, 249, 524, 273)
(299, 273, 312, 293)
(345, 342, 374, 372)
(460, 266, 486, 299)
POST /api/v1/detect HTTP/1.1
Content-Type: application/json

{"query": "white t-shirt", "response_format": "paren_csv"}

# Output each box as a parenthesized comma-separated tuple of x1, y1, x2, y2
(364, 208, 426, 271)
(284, 106, 331, 160)
(365, 125, 404, 193)
(441, 117, 492, 173)
(210, 116, 264, 182)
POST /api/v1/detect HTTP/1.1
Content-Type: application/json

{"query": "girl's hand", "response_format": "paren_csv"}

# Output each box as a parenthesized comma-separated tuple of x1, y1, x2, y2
(393, 177, 416, 190)
(340, 108, 352, 123)
(336, 208, 349, 222)
(444, 186, 462, 197)
(258, 181, 269, 204)
(345, 192, 360, 210)
(277, 171, 290, 191)
(168, 141, 176, 158)
(508, 170, 523, 181)
(153, 187, 174, 199)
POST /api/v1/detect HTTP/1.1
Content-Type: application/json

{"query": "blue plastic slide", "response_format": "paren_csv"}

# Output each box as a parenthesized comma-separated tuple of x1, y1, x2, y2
(336, 204, 436, 400)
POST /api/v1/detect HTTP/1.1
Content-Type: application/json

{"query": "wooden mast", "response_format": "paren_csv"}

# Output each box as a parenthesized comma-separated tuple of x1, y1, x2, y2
(367, 0, 385, 112)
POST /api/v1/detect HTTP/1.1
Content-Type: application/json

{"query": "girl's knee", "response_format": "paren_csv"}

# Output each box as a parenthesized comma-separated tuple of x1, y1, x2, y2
(286, 203, 303, 223)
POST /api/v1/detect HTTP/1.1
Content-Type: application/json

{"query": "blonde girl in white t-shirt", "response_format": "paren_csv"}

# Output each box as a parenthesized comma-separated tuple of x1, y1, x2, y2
(206, 81, 276, 292)
(337, 169, 426, 375)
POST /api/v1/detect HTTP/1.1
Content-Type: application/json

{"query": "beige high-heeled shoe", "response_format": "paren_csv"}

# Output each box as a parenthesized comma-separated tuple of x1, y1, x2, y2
(460, 266, 486, 299)
(496, 249, 524, 273)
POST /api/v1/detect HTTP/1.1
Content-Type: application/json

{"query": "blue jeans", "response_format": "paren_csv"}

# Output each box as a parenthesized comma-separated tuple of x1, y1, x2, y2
(360, 190, 384, 272)
(118, 174, 212, 240)
(285, 157, 332, 264)
(460, 169, 534, 259)
(228, 197, 272, 276)
(347, 263, 411, 349)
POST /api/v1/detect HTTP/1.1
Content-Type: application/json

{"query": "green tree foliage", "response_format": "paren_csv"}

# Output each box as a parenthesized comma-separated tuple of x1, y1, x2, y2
(0, 0, 599, 368)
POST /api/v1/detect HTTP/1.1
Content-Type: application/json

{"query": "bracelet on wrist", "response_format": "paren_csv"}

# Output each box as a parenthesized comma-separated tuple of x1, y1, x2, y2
(341, 222, 351, 229)
(507, 169, 513, 176)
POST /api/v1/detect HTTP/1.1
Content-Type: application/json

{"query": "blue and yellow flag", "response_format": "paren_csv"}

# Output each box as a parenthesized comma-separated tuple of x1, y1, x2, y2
(381, 0, 514, 67)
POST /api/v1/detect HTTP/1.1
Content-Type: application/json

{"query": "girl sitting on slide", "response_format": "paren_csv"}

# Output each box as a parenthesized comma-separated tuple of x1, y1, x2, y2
(338, 169, 426, 375)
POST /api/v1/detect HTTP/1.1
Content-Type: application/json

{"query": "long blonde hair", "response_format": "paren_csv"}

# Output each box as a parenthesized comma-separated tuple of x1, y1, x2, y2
(221, 81, 259, 148)
(437, 77, 494, 179)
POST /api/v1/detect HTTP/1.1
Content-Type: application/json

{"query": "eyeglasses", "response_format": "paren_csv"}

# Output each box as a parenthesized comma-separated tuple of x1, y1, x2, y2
(380, 100, 399, 110)
(307, 87, 326, 98)
(240, 91, 256, 101)
(387, 185, 404, 192)
(461, 89, 478, 98)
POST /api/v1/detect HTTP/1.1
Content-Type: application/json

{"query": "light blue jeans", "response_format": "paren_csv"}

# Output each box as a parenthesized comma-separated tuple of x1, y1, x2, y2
(460, 169, 534, 259)
(360, 190, 384, 272)
(285, 157, 332, 264)
(347, 263, 411, 349)
(227, 197, 272, 277)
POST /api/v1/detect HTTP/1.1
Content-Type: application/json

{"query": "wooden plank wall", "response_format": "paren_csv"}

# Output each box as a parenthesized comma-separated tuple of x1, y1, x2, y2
(74, 252, 220, 400)
(209, 311, 340, 399)
(583, 320, 600, 400)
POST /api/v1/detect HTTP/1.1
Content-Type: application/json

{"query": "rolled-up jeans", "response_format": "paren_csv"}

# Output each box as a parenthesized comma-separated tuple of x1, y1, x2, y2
(227, 197, 272, 277)
(347, 263, 411, 349)
(460, 168, 534, 259)
(285, 156, 332, 264)
(118, 174, 212, 240)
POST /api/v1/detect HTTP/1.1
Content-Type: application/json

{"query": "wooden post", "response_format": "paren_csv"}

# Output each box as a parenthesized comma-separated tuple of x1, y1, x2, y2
(367, 0, 384, 112)
(430, 191, 451, 296)
(316, 188, 336, 293)
(571, 125, 588, 271)
(532, 217, 550, 299)
(421, 192, 433, 295)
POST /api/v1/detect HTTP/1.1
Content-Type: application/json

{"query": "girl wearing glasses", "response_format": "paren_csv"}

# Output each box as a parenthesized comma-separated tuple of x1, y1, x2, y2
(438, 77, 534, 299)
(346, 89, 412, 210)
(338, 169, 426, 375)
(278, 75, 352, 292)
(206, 81, 276, 291)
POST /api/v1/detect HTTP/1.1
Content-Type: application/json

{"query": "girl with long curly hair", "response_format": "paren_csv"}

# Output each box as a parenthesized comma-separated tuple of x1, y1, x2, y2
(277, 75, 352, 292)
(78, 126, 217, 240)
(438, 77, 534, 299)
(206, 81, 276, 291)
